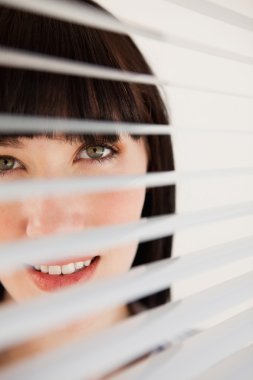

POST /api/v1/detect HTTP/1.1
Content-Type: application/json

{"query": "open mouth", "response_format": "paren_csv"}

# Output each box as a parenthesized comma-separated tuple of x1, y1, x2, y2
(26, 256, 101, 291)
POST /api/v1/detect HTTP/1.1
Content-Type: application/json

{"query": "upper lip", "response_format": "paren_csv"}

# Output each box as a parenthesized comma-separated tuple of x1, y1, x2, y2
(27, 255, 97, 267)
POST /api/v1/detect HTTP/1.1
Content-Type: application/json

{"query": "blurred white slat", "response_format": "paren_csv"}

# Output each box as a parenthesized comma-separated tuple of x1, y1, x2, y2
(0, 172, 177, 202)
(211, 0, 253, 18)
(165, 0, 253, 31)
(1, 202, 253, 272)
(1, 167, 253, 202)
(146, 308, 253, 380)
(106, 0, 253, 58)
(0, 235, 252, 350)
(2, 114, 253, 134)
(1, 272, 252, 380)
(195, 344, 253, 380)
(1, 114, 174, 134)
(0, 0, 253, 65)
(0, 47, 164, 86)
(114, 308, 253, 380)
(0, 0, 163, 41)
(1, 47, 252, 98)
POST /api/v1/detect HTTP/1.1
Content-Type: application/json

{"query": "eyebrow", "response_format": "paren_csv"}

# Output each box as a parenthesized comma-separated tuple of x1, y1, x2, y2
(0, 133, 122, 148)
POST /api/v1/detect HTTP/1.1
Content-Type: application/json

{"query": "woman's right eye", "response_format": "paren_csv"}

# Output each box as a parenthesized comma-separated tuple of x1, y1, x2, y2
(0, 156, 22, 176)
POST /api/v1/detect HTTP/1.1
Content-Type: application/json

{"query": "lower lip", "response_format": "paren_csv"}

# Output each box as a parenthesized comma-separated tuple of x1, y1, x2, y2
(26, 256, 100, 292)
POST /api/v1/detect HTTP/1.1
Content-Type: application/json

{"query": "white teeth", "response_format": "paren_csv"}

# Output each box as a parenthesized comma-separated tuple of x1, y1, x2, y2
(75, 262, 84, 270)
(40, 265, 49, 273)
(48, 265, 61, 275)
(61, 263, 75, 275)
(33, 258, 96, 275)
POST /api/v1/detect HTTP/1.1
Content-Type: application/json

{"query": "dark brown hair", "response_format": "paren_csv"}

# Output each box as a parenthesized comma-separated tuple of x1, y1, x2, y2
(0, 0, 175, 311)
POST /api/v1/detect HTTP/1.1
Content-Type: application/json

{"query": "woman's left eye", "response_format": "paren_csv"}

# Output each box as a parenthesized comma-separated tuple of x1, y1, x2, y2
(78, 145, 114, 162)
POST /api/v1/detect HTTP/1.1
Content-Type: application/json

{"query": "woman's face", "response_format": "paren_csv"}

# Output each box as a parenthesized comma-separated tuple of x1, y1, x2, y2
(0, 134, 148, 302)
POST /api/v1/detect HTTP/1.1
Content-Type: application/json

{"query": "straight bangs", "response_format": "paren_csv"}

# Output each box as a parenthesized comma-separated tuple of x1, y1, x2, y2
(0, 5, 165, 142)
(0, 68, 141, 144)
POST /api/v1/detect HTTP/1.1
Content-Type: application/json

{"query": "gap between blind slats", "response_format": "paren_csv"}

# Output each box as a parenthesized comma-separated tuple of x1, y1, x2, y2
(0, 47, 253, 99)
(112, 308, 253, 380)
(0, 0, 252, 66)
(1, 201, 253, 273)
(1, 115, 253, 134)
(1, 273, 252, 380)
(164, 0, 253, 32)
(195, 345, 253, 380)
(0, 235, 252, 350)
(1, 168, 253, 202)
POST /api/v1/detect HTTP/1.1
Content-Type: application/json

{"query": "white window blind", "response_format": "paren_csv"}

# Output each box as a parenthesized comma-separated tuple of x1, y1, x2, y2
(0, 0, 252, 379)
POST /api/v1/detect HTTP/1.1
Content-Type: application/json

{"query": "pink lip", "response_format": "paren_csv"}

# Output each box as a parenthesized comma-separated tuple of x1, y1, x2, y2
(26, 256, 100, 292)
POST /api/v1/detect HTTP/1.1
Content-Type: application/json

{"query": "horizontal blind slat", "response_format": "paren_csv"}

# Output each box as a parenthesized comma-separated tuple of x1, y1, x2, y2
(164, 0, 253, 32)
(1, 202, 253, 272)
(0, 171, 177, 202)
(1, 114, 253, 134)
(1, 274, 252, 380)
(0, 236, 252, 350)
(144, 308, 253, 380)
(195, 344, 253, 380)
(115, 308, 253, 380)
(0, 46, 163, 85)
(1, 168, 253, 202)
(1, 47, 253, 98)
(0, 0, 252, 65)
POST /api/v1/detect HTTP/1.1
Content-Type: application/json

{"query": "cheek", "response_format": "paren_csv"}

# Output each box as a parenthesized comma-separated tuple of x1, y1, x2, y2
(82, 189, 146, 279)
(98, 242, 139, 280)
(0, 202, 25, 242)
(0, 268, 43, 302)
(84, 188, 146, 226)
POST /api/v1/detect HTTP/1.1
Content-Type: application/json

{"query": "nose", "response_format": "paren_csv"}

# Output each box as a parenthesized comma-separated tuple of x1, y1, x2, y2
(23, 196, 85, 238)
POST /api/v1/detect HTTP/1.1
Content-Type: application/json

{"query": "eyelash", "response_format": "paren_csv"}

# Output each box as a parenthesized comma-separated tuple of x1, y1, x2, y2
(0, 144, 119, 177)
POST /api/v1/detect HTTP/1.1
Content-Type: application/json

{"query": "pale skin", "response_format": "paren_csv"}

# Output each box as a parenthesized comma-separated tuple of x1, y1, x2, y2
(0, 133, 149, 370)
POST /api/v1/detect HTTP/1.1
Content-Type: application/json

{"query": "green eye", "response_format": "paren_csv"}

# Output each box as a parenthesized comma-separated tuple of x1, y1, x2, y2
(78, 145, 114, 163)
(0, 156, 16, 171)
(86, 146, 105, 159)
